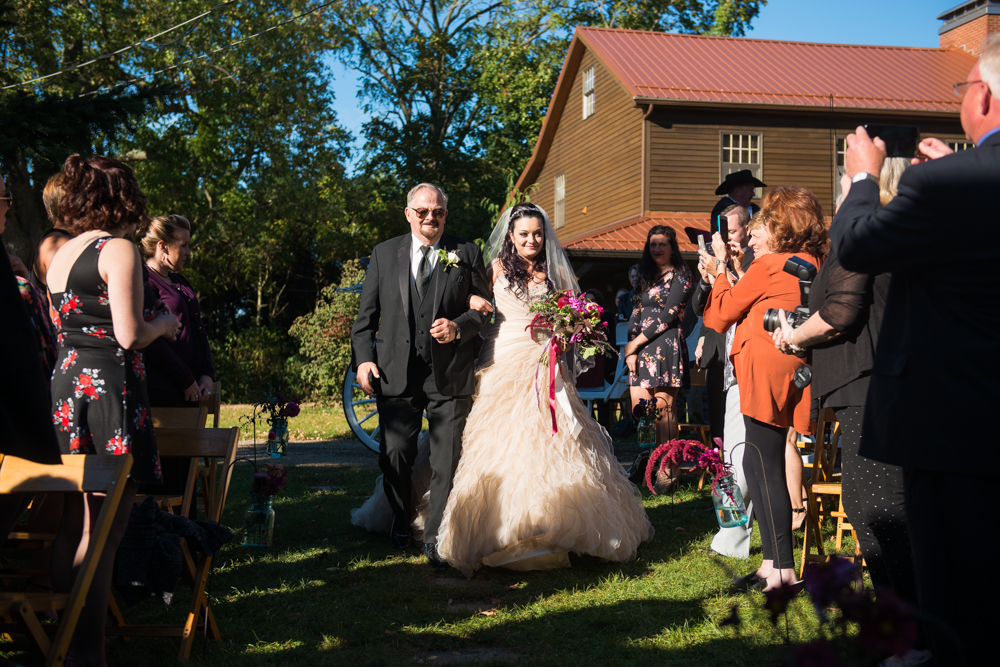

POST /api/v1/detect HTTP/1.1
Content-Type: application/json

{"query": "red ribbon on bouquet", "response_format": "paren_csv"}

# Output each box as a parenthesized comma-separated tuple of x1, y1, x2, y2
(546, 337, 561, 435)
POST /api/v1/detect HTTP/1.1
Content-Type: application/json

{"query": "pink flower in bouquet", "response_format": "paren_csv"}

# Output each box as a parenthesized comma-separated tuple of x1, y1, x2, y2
(557, 295, 571, 307)
(281, 401, 301, 418)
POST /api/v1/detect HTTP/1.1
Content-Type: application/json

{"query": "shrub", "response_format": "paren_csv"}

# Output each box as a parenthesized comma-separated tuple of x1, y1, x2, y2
(213, 326, 305, 402)
(289, 259, 365, 400)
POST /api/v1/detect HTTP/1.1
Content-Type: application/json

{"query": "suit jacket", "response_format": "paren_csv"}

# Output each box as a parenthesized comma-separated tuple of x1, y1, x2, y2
(830, 132, 1000, 472)
(703, 252, 820, 435)
(351, 232, 489, 397)
(691, 247, 754, 369)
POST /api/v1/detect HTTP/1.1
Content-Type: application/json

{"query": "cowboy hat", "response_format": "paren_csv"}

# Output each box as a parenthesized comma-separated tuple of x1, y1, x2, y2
(715, 169, 766, 195)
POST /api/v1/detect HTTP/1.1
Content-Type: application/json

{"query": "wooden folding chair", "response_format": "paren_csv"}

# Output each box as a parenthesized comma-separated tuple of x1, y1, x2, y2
(137, 408, 208, 516)
(0, 453, 133, 667)
(105, 426, 238, 662)
(198, 381, 222, 428)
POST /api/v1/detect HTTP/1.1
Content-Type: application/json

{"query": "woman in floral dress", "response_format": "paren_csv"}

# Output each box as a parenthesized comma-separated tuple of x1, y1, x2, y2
(623, 225, 694, 448)
(46, 154, 180, 666)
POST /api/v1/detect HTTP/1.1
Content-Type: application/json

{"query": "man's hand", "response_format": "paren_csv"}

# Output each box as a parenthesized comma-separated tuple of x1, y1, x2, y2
(430, 318, 458, 343)
(357, 361, 380, 397)
(845, 126, 887, 178)
(913, 137, 954, 164)
(695, 337, 705, 365)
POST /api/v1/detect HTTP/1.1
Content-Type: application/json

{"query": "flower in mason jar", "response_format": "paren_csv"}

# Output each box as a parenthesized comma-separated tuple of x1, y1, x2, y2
(281, 401, 301, 418)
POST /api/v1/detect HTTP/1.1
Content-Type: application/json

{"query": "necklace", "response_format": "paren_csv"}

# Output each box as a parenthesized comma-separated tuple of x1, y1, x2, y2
(147, 264, 174, 286)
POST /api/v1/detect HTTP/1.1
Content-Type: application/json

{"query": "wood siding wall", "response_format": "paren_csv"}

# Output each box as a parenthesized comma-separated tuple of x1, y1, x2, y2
(648, 108, 966, 215)
(529, 48, 643, 241)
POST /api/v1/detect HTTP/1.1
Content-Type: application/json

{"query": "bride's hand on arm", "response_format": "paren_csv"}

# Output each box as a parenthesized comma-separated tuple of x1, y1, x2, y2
(468, 294, 493, 315)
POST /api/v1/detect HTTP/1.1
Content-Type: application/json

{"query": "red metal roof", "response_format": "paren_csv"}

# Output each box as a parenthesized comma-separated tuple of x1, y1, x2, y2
(562, 212, 710, 255)
(578, 27, 974, 113)
(562, 211, 832, 256)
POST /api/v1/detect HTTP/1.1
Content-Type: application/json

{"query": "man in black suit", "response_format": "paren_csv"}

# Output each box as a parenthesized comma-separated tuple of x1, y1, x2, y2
(351, 183, 489, 566)
(831, 38, 1000, 666)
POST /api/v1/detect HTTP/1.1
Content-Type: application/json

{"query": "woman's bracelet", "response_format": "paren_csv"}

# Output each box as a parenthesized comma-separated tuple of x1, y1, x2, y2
(787, 330, 806, 354)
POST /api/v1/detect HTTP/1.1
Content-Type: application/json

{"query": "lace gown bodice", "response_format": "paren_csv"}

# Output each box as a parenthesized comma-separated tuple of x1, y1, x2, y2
(477, 273, 549, 371)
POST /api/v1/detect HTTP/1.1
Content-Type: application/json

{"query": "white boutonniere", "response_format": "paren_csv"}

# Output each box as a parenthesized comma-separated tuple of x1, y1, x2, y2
(439, 248, 460, 272)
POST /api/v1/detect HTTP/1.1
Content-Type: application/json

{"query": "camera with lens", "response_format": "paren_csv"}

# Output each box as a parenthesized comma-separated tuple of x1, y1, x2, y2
(762, 256, 817, 388)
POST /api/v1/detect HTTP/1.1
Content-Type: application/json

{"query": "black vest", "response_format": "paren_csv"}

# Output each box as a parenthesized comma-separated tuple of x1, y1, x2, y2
(408, 267, 438, 366)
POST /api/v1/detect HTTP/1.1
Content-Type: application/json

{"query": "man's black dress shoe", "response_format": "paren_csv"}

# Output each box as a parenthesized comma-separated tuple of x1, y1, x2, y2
(390, 518, 411, 550)
(424, 543, 448, 569)
(731, 571, 764, 592)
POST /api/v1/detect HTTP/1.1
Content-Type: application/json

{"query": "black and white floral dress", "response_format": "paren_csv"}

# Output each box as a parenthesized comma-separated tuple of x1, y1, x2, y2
(49, 237, 162, 484)
(627, 266, 695, 389)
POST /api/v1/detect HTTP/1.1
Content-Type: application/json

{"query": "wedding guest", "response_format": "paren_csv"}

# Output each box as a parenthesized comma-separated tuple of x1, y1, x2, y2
(616, 263, 639, 322)
(46, 154, 179, 666)
(136, 214, 215, 407)
(29, 172, 74, 308)
(624, 226, 694, 451)
(771, 159, 928, 666)
(702, 186, 827, 591)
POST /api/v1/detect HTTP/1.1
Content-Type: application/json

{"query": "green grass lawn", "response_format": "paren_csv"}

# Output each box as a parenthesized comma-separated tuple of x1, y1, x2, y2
(23, 466, 855, 667)
(220, 402, 355, 441)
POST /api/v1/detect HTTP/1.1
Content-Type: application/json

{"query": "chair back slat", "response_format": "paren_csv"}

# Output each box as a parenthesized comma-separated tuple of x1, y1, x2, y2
(154, 427, 239, 459)
(152, 407, 208, 428)
(0, 455, 128, 495)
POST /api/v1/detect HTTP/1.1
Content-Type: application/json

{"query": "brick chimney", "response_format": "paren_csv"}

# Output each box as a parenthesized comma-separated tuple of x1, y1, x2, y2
(939, 0, 1000, 56)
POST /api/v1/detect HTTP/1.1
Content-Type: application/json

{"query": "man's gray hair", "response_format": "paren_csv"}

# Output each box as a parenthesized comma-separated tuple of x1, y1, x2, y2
(981, 34, 1000, 95)
(406, 183, 449, 209)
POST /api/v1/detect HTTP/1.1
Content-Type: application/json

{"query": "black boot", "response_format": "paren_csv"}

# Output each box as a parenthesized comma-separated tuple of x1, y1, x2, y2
(626, 450, 650, 486)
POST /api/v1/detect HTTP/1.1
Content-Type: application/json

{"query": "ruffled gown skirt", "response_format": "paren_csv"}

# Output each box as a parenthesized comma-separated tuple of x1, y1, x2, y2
(435, 323, 653, 576)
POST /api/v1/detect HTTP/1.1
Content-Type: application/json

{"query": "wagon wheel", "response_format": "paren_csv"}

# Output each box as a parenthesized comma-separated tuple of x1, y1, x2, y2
(343, 367, 380, 453)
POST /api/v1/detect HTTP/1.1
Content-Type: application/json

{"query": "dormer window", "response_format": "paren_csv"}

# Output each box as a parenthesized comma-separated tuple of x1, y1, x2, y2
(582, 67, 595, 119)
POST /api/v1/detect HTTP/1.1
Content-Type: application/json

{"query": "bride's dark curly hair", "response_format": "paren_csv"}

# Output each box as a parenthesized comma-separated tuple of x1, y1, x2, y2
(499, 203, 555, 300)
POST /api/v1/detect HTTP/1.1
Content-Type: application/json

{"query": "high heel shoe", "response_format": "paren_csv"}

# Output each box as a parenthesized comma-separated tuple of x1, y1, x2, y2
(791, 506, 807, 531)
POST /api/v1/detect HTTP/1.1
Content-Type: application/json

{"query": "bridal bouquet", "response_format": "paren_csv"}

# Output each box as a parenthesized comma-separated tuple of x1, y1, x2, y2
(526, 290, 615, 434)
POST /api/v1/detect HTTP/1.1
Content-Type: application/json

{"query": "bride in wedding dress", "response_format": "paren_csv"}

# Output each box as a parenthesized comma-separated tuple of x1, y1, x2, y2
(352, 203, 653, 576)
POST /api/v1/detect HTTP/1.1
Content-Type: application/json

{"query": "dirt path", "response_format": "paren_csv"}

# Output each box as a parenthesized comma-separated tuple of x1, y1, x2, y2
(237, 438, 380, 468)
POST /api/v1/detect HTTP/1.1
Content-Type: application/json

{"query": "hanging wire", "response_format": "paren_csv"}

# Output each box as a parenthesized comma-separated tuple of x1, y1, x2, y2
(1, 1, 235, 91)
(79, 1, 339, 98)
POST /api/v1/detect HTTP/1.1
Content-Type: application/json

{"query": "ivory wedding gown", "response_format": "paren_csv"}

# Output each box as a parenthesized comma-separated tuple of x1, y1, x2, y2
(351, 274, 653, 576)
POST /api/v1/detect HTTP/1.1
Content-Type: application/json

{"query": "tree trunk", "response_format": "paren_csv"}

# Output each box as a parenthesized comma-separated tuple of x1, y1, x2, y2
(2, 149, 51, 260)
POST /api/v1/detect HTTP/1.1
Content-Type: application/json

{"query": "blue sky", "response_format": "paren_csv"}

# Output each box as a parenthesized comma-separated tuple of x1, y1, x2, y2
(327, 0, 955, 162)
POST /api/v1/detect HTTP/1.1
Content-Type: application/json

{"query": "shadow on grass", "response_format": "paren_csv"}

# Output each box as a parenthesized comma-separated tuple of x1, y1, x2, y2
(15, 462, 808, 667)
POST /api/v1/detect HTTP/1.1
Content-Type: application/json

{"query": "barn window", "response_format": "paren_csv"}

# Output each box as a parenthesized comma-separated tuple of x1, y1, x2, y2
(948, 140, 971, 151)
(721, 133, 762, 197)
(554, 173, 566, 228)
(834, 136, 847, 203)
(582, 67, 595, 119)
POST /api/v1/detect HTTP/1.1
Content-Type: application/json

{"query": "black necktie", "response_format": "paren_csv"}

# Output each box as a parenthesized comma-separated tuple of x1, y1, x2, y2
(416, 245, 431, 301)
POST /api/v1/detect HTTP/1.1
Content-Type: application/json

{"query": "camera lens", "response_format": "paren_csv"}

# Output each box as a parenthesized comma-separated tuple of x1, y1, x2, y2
(763, 308, 781, 333)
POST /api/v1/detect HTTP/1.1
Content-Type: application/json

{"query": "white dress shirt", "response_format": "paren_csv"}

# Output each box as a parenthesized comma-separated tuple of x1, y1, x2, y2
(410, 234, 440, 283)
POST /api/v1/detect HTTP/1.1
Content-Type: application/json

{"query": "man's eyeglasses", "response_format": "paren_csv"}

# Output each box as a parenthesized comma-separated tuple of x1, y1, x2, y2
(954, 79, 985, 97)
(409, 207, 446, 219)
(0, 195, 12, 207)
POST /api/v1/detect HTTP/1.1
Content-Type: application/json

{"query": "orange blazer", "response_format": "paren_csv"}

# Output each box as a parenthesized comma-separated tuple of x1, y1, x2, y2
(703, 252, 822, 435)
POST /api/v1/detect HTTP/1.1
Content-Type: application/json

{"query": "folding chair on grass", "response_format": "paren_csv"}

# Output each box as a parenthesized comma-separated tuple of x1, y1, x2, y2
(0, 453, 133, 667)
(105, 426, 239, 662)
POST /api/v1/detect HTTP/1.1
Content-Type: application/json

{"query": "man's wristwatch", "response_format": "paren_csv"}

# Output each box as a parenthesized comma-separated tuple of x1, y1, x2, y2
(851, 172, 879, 186)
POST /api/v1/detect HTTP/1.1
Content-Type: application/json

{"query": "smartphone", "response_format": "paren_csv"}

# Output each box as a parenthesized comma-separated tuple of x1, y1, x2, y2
(698, 235, 708, 255)
(718, 214, 729, 245)
(863, 124, 920, 158)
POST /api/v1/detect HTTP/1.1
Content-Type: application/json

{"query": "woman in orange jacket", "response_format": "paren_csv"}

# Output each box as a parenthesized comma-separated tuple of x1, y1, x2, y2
(701, 186, 828, 592)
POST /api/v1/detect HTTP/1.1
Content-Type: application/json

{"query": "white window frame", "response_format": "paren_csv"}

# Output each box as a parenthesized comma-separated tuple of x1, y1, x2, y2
(582, 67, 595, 120)
(554, 173, 566, 229)
(834, 136, 848, 203)
(720, 132, 763, 198)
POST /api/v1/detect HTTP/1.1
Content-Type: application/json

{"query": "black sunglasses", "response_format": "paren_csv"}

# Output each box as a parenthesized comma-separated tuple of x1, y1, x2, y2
(410, 207, 446, 219)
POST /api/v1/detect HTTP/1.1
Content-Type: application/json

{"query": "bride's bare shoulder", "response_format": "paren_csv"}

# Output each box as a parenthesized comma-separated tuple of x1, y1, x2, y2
(488, 259, 504, 286)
